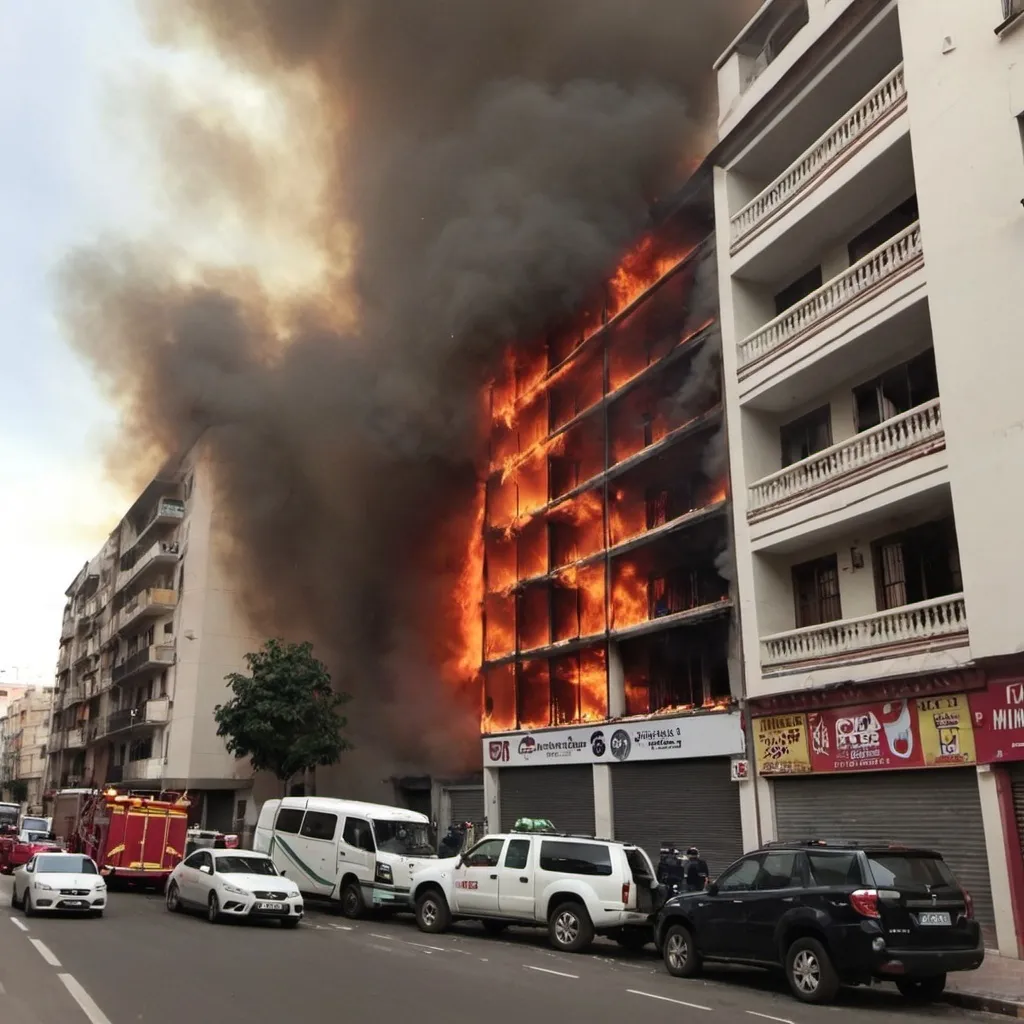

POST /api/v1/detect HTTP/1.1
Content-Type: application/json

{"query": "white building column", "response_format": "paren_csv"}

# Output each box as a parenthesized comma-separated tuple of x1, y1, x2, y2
(737, 776, 761, 852)
(977, 765, 1019, 958)
(483, 767, 501, 835)
(593, 764, 614, 838)
(757, 775, 778, 844)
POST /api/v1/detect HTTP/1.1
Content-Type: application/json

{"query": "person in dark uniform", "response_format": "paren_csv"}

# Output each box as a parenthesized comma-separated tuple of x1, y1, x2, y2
(684, 846, 709, 891)
(657, 842, 687, 892)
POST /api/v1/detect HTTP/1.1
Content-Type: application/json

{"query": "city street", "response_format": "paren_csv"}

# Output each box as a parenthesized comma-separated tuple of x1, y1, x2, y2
(0, 877, 1004, 1024)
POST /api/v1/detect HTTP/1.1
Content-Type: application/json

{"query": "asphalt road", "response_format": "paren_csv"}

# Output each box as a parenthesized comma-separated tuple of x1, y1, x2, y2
(0, 876, 1003, 1024)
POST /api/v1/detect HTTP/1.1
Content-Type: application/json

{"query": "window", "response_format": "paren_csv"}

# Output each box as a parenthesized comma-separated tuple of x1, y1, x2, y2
(274, 808, 304, 834)
(35, 855, 98, 875)
(755, 851, 803, 890)
(463, 839, 505, 869)
(538, 841, 613, 877)
(807, 851, 863, 887)
(873, 518, 962, 610)
(867, 854, 956, 888)
(342, 817, 375, 852)
(848, 195, 919, 264)
(716, 856, 762, 892)
(182, 850, 211, 872)
(214, 855, 278, 876)
(774, 265, 822, 316)
(780, 406, 832, 468)
(853, 350, 939, 432)
(299, 811, 338, 842)
(792, 555, 842, 627)
(505, 839, 530, 870)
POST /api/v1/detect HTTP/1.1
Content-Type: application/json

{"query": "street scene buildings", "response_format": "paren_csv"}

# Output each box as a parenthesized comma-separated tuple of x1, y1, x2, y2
(0, 686, 53, 811)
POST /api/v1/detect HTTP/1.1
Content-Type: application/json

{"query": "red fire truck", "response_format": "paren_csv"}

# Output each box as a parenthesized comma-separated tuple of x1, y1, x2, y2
(0, 829, 63, 874)
(54, 787, 191, 889)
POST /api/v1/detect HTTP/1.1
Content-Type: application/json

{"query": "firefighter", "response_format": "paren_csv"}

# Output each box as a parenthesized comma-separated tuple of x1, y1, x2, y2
(684, 846, 710, 891)
(656, 842, 687, 894)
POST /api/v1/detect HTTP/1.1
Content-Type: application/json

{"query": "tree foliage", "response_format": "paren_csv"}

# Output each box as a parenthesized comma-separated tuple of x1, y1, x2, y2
(214, 639, 351, 790)
(9, 779, 28, 804)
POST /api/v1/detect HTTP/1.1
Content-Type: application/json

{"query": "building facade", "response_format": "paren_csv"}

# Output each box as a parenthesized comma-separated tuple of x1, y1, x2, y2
(0, 688, 53, 811)
(46, 441, 261, 833)
(712, 0, 1024, 957)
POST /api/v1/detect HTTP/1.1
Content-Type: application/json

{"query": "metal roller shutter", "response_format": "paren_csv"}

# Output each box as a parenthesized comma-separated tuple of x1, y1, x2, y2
(611, 759, 744, 877)
(1008, 763, 1024, 854)
(447, 787, 485, 828)
(499, 766, 595, 836)
(773, 769, 994, 941)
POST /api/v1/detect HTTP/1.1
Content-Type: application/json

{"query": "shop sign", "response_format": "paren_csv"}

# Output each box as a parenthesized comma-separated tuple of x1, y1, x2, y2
(970, 681, 1024, 763)
(753, 714, 811, 775)
(917, 693, 976, 766)
(482, 711, 744, 768)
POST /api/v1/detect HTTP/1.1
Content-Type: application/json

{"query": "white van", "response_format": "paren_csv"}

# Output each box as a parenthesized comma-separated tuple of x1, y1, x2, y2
(253, 797, 436, 918)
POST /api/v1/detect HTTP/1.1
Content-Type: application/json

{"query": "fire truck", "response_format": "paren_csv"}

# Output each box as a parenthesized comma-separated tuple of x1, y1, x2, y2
(0, 829, 63, 874)
(53, 787, 191, 889)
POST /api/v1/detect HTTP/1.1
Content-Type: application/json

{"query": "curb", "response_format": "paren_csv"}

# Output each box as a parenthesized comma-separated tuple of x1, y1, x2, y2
(945, 989, 1024, 1018)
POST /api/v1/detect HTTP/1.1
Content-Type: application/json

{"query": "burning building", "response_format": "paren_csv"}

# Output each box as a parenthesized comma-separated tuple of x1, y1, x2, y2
(477, 167, 748, 871)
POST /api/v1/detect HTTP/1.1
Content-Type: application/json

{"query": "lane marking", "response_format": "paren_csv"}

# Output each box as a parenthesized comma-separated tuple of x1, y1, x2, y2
(525, 965, 579, 979)
(406, 941, 448, 952)
(0, 980, 6, 994)
(747, 1014, 795, 1024)
(58, 974, 112, 1024)
(369, 933, 392, 940)
(331, 923, 353, 930)
(30, 939, 61, 967)
(9, 917, 28, 933)
(627, 989, 712, 1011)
(368, 943, 393, 953)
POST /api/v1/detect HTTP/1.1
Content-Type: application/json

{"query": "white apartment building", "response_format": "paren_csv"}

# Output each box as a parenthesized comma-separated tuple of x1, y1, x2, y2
(0, 687, 53, 811)
(47, 440, 261, 833)
(713, 0, 1024, 959)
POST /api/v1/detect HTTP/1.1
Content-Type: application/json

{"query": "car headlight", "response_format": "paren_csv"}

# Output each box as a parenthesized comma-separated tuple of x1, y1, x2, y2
(93, 881, 106, 890)
(35, 882, 54, 891)
(222, 884, 251, 897)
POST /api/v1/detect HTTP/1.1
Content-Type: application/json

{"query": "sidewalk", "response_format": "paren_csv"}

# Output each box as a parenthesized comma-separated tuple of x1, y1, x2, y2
(945, 952, 1024, 1018)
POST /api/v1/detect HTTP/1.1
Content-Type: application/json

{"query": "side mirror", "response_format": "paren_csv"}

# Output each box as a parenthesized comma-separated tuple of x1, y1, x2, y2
(456, 855, 466, 869)
(280, 870, 287, 878)
(199, 864, 212, 874)
(706, 882, 718, 897)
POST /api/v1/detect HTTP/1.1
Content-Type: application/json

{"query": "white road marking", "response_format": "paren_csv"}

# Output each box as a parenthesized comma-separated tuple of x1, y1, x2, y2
(0, 980, 6, 994)
(9, 916, 28, 932)
(58, 974, 112, 1024)
(30, 939, 61, 967)
(746, 1013, 795, 1024)
(406, 941, 448, 952)
(369, 932, 392, 940)
(627, 989, 712, 1011)
(331, 923, 353, 930)
(368, 943, 393, 953)
(525, 965, 579, 979)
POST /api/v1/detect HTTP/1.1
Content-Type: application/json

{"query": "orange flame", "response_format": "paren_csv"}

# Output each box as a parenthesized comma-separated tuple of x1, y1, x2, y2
(608, 236, 695, 321)
(610, 560, 648, 631)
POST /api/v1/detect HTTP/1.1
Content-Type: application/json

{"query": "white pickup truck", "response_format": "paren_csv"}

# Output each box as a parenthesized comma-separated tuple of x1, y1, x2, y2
(409, 830, 662, 953)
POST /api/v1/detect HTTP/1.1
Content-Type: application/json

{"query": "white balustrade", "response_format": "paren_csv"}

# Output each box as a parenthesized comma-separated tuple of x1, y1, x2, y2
(738, 222, 922, 369)
(748, 399, 943, 513)
(761, 594, 968, 668)
(731, 65, 907, 247)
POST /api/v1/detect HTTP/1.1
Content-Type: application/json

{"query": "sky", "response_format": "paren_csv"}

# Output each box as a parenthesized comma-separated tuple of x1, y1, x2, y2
(0, 1, 166, 685)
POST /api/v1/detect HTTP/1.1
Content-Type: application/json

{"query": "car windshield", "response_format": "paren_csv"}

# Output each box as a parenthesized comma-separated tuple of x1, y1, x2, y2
(23, 832, 53, 844)
(22, 817, 47, 832)
(868, 853, 956, 888)
(36, 856, 96, 874)
(0, 808, 17, 827)
(372, 819, 435, 857)
(215, 856, 278, 876)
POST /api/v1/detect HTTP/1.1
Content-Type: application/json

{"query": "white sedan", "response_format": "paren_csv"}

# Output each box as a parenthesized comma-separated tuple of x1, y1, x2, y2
(165, 848, 303, 927)
(12, 852, 107, 916)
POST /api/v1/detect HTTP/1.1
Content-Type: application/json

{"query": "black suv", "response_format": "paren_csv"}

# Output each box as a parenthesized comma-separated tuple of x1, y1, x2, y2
(653, 839, 984, 1005)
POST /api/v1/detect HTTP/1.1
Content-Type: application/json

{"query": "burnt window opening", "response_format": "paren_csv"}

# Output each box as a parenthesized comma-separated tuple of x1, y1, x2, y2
(774, 265, 822, 316)
(792, 555, 842, 628)
(622, 627, 730, 716)
(780, 405, 832, 468)
(873, 517, 962, 611)
(548, 456, 579, 502)
(848, 195, 919, 265)
(853, 350, 939, 432)
(648, 565, 728, 619)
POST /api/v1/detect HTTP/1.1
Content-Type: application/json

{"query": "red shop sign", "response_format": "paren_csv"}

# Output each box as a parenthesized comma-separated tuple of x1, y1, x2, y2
(807, 699, 923, 773)
(970, 681, 1024, 763)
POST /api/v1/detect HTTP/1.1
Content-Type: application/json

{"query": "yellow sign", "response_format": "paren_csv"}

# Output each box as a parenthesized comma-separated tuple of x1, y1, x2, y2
(754, 714, 812, 775)
(916, 693, 977, 767)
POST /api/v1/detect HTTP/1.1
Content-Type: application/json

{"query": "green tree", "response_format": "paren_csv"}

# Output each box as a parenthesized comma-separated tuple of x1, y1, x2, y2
(10, 780, 28, 804)
(214, 639, 351, 795)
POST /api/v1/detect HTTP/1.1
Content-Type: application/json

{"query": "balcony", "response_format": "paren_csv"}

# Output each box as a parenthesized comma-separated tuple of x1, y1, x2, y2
(748, 400, 945, 519)
(60, 617, 74, 642)
(760, 593, 968, 671)
(141, 497, 185, 536)
(116, 541, 180, 593)
(57, 648, 71, 673)
(106, 698, 170, 736)
(111, 644, 175, 685)
(64, 727, 86, 750)
(117, 588, 178, 634)
(122, 757, 165, 782)
(731, 66, 907, 252)
(64, 683, 85, 706)
(738, 222, 923, 374)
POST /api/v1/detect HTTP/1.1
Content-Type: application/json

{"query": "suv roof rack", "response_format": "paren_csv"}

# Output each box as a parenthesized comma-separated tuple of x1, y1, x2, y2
(762, 838, 865, 849)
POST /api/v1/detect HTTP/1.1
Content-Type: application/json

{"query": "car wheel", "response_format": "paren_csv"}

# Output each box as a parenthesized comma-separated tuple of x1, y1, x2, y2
(663, 923, 701, 977)
(785, 936, 840, 1004)
(340, 881, 365, 920)
(896, 974, 947, 1002)
(207, 892, 222, 924)
(23, 892, 34, 917)
(481, 919, 509, 936)
(92, 909, 104, 919)
(548, 902, 595, 954)
(10, 886, 21, 909)
(165, 881, 182, 913)
(415, 890, 451, 934)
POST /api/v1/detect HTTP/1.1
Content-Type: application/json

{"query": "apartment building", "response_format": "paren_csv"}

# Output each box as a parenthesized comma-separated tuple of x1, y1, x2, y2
(712, 0, 1024, 958)
(47, 440, 261, 833)
(0, 687, 53, 811)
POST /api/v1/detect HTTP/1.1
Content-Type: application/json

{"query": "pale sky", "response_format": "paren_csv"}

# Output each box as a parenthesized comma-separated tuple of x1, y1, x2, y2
(0, 1, 172, 685)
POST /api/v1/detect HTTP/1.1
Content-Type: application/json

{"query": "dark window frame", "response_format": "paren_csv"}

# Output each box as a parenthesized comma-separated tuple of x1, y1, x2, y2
(504, 839, 531, 871)
(342, 816, 375, 852)
(716, 855, 763, 892)
(538, 840, 614, 877)
(852, 349, 939, 433)
(872, 517, 962, 611)
(299, 810, 339, 842)
(274, 807, 304, 835)
(780, 405, 832, 468)
(792, 554, 842, 628)
(463, 839, 506, 869)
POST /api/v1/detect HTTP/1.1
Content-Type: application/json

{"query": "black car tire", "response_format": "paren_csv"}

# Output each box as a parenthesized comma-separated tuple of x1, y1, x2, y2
(341, 881, 366, 920)
(92, 909, 104, 919)
(548, 902, 595, 953)
(415, 889, 451, 934)
(616, 928, 651, 951)
(166, 881, 182, 913)
(10, 886, 21, 909)
(23, 892, 34, 918)
(662, 923, 701, 977)
(207, 892, 222, 924)
(785, 936, 840, 1004)
(896, 974, 947, 1002)
(481, 919, 509, 936)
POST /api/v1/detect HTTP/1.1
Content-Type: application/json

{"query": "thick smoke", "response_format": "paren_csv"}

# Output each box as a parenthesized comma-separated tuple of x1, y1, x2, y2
(58, 0, 759, 792)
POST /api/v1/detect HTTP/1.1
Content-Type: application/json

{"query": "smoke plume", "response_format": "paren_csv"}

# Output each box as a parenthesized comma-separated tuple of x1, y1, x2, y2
(58, 0, 759, 789)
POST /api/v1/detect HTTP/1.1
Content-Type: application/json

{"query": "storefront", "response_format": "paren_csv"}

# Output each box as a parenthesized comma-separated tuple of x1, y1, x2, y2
(754, 693, 996, 941)
(499, 765, 596, 834)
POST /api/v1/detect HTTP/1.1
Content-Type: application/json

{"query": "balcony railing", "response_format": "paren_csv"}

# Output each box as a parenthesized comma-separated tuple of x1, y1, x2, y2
(738, 222, 923, 371)
(64, 684, 85, 706)
(117, 541, 180, 590)
(748, 399, 944, 515)
(65, 727, 86, 750)
(117, 588, 178, 634)
(106, 698, 170, 736)
(111, 644, 175, 684)
(123, 757, 165, 782)
(761, 593, 968, 669)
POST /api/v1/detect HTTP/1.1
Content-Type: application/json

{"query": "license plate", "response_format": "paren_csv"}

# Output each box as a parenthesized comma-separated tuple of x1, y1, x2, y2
(256, 901, 286, 912)
(918, 911, 951, 927)
(63, 900, 85, 908)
